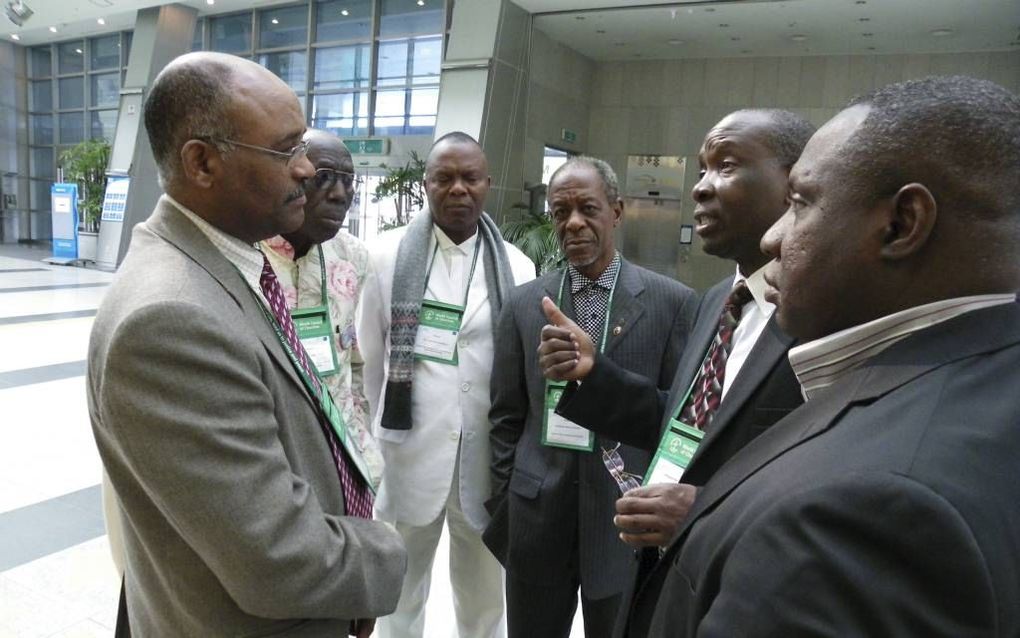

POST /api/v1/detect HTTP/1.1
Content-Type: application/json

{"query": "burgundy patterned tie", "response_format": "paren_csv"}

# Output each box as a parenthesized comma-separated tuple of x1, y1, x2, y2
(679, 281, 754, 430)
(259, 253, 374, 518)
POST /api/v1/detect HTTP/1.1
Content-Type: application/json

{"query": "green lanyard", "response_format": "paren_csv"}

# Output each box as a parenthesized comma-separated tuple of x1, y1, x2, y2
(424, 235, 482, 309)
(555, 256, 621, 354)
(316, 244, 328, 306)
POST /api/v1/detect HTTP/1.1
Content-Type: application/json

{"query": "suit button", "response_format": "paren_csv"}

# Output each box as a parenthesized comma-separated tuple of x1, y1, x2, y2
(449, 431, 460, 441)
(460, 382, 471, 392)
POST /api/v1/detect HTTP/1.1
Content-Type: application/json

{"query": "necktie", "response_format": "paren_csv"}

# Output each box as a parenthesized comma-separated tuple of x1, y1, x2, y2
(259, 254, 374, 519)
(679, 281, 754, 430)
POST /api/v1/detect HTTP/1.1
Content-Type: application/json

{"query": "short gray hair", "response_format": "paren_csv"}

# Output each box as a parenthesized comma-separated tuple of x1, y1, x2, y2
(144, 55, 239, 187)
(549, 155, 620, 203)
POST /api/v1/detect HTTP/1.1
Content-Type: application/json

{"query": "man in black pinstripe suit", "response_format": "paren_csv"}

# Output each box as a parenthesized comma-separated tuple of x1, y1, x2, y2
(484, 156, 698, 638)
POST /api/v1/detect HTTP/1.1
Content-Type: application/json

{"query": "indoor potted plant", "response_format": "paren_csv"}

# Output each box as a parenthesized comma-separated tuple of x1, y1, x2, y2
(59, 138, 111, 260)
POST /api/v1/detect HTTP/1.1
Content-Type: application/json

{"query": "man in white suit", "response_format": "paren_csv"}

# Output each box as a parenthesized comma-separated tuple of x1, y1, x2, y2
(358, 131, 535, 638)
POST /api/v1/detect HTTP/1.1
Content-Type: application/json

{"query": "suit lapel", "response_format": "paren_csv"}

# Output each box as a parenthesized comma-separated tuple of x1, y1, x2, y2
(603, 260, 646, 357)
(145, 199, 315, 409)
(690, 317, 795, 461)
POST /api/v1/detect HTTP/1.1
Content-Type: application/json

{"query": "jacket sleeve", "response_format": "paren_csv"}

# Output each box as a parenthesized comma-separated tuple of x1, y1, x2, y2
(488, 294, 528, 499)
(98, 301, 407, 619)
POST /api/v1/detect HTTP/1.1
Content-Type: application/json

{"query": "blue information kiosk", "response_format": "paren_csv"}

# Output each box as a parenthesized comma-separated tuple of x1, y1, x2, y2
(48, 183, 80, 263)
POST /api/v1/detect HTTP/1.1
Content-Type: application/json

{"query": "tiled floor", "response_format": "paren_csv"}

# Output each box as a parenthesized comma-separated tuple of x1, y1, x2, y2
(0, 244, 585, 637)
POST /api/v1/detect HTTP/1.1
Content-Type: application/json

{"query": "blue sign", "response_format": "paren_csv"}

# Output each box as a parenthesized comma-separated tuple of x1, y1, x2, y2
(51, 183, 79, 261)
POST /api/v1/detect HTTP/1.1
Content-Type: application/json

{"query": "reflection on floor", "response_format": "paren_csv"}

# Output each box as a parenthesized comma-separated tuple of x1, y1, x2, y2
(0, 244, 585, 638)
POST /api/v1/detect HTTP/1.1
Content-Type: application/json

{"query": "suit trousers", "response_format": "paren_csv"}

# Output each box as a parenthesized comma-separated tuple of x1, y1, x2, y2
(377, 452, 505, 638)
(506, 570, 620, 638)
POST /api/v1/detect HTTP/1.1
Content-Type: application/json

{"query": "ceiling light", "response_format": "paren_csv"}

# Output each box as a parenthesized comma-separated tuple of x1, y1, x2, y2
(667, 38, 682, 45)
(341, 9, 349, 16)
(48, 25, 56, 32)
(855, 0, 866, 4)
(858, 17, 870, 22)
(97, 17, 105, 25)
(730, 36, 740, 41)
(10, 33, 19, 40)
(271, 18, 279, 24)
(613, 41, 626, 46)
(4, 1, 33, 27)
(75, 48, 82, 53)
(704, 7, 715, 12)
(596, 29, 605, 34)
(574, 15, 584, 20)
(861, 32, 873, 37)
(741, 49, 751, 54)
(867, 46, 876, 50)
(206, 0, 214, 5)
(931, 28, 953, 37)
(416, 0, 425, 5)
(790, 34, 807, 41)
(718, 23, 729, 28)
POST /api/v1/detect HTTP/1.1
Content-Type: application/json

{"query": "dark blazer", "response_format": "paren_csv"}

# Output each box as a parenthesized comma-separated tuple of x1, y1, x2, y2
(485, 259, 697, 599)
(557, 275, 802, 636)
(87, 199, 406, 636)
(640, 301, 1020, 637)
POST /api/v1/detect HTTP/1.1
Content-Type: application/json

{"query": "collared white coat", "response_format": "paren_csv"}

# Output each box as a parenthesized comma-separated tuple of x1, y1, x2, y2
(357, 221, 536, 531)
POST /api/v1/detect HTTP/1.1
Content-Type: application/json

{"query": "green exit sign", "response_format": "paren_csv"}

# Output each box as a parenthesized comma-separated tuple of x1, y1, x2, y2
(561, 128, 578, 144)
(342, 138, 389, 155)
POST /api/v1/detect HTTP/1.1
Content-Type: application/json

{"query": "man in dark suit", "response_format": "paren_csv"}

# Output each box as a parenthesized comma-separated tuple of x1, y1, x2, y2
(636, 75, 1020, 636)
(540, 109, 814, 636)
(485, 156, 697, 637)
(88, 52, 405, 636)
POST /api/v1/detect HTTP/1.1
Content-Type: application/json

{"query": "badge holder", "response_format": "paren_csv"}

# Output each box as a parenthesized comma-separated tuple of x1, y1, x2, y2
(290, 246, 340, 376)
(644, 420, 704, 486)
(542, 380, 595, 451)
(413, 238, 481, 366)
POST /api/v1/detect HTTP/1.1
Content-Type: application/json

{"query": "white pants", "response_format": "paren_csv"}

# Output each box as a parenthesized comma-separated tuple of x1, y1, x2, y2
(377, 459, 505, 638)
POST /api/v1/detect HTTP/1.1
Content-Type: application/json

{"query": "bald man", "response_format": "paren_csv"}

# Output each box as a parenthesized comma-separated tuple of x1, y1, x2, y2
(88, 53, 405, 637)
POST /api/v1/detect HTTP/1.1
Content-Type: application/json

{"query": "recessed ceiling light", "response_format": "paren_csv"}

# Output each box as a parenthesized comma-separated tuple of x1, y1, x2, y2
(341, 9, 349, 16)
(741, 49, 751, 54)
(206, 0, 214, 5)
(931, 28, 953, 37)
(667, 38, 682, 45)
(416, 0, 425, 5)
(861, 32, 873, 37)
(719, 23, 730, 28)
(97, 18, 105, 25)
(48, 26, 57, 33)
(11, 33, 20, 40)
(858, 17, 870, 22)
(596, 29, 606, 34)
(613, 42, 626, 46)
(790, 34, 808, 41)
(704, 7, 716, 12)
(575, 15, 584, 20)
(867, 46, 876, 50)
(855, 0, 866, 4)
(271, 18, 279, 24)
(730, 36, 741, 41)
(75, 48, 82, 54)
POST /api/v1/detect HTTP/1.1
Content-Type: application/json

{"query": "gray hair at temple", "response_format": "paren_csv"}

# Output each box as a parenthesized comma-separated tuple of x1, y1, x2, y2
(548, 155, 621, 204)
(143, 53, 239, 188)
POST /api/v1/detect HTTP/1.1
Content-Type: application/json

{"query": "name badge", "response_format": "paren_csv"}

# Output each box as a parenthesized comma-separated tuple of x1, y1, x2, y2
(414, 299, 463, 365)
(542, 381, 595, 452)
(644, 419, 703, 485)
(292, 306, 339, 376)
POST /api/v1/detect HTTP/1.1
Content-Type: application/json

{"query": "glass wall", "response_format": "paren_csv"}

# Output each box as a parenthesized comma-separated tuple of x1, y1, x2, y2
(24, 0, 448, 238)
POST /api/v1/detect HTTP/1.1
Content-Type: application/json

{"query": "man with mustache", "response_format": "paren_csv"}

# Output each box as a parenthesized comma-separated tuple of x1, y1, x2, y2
(485, 156, 697, 638)
(539, 110, 814, 636)
(358, 132, 536, 638)
(260, 129, 383, 487)
(639, 75, 1020, 636)
(88, 52, 406, 636)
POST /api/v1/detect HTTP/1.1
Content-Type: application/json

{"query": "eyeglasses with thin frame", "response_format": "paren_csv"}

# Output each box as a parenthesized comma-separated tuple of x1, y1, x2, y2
(602, 442, 644, 495)
(204, 137, 310, 167)
(312, 167, 363, 191)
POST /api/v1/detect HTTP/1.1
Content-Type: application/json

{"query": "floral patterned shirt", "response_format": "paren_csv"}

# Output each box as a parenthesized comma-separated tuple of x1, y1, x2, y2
(260, 231, 384, 488)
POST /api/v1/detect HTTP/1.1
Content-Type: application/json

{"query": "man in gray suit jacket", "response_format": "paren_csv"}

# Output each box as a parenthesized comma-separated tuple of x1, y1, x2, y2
(542, 110, 814, 636)
(639, 76, 1020, 636)
(87, 52, 405, 637)
(485, 156, 697, 638)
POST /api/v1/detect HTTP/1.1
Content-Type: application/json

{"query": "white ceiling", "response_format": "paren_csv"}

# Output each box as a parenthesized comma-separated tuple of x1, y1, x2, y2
(5, 0, 1020, 59)
(529, 0, 1020, 61)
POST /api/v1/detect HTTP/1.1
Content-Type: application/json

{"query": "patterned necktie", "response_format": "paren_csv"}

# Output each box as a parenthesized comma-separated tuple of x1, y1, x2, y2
(679, 281, 754, 430)
(259, 253, 374, 519)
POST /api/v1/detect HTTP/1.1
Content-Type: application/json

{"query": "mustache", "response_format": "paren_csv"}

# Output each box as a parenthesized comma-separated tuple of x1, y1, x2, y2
(284, 186, 305, 204)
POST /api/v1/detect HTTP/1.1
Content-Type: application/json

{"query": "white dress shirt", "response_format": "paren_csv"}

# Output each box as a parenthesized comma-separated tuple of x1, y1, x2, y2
(721, 264, 776, 400)
(789, 293, 1016, 400)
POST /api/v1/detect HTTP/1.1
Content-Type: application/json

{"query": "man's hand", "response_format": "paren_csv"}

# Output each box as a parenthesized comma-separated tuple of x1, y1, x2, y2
(538, 296, 596, 381)
(614, 483, 698, 548)
(350, 618, 375, 638)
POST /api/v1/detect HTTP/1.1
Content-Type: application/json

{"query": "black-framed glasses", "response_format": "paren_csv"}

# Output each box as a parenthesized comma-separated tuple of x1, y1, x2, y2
(312, 167, 363, 191)
(205, 137, 310, 167)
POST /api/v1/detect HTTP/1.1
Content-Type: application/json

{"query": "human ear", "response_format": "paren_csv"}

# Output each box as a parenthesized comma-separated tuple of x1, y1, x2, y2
(880, 183, 936, 260)
(612, 198, 623, 227)
(180, 140, 221, 189)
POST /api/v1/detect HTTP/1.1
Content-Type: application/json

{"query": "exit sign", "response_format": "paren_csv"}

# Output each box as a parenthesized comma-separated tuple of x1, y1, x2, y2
(342, 138, 389, 155)
(561, 128, 578, 144)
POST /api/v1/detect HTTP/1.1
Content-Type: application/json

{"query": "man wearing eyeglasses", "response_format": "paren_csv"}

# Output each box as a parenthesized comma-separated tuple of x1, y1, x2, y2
(88, 53, 406, 637)
(260, 129, 384, 488)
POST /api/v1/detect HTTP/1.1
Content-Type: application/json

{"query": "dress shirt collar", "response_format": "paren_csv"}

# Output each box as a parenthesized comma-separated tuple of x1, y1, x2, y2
(569, 252, 621, 294)
(734, 264, 774, 316)
(164, 194, 265, 294)
(789, 293, 1017, 400)
(433, 223, 479, 256)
